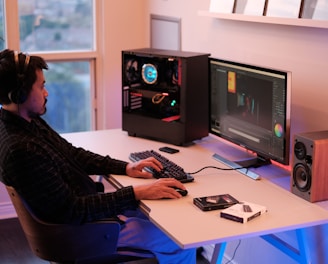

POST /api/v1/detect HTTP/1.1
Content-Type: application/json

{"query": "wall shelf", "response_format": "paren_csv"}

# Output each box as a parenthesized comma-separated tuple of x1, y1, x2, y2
(198, 10, 328, 29)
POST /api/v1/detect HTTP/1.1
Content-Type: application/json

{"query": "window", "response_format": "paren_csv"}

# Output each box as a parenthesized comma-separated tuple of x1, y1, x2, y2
(3, 0, 97, 133)
(18, 0, 94, 51)
(43, 61, 92, 133)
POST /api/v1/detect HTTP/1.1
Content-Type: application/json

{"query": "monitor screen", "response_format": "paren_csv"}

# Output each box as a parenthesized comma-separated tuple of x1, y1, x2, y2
(209, 57, 291, 167)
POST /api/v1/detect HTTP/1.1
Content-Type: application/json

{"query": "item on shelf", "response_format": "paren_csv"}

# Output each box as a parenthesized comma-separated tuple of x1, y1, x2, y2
(265, 0, 303, 18)
(209, 0, 235, 13)
(301, 0, 328, 20)
(234, 0, 266, 16)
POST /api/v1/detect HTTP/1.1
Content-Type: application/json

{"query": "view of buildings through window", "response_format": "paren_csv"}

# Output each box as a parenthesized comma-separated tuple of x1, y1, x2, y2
(19, 0, 93, 52)
(0, 0, 95, 133)
(44, 61, 91, 133)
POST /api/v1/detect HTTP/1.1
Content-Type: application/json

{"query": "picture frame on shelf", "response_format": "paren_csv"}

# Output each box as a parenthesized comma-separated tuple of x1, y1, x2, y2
(209, 0, 236, 13)
(234, 0, 267, 16)
(265, 0, 303, 18)
(301, 0, 328, 20)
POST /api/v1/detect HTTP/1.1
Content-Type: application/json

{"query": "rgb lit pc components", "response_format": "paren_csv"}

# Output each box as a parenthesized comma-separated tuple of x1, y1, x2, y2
(142, 63, 158, 84)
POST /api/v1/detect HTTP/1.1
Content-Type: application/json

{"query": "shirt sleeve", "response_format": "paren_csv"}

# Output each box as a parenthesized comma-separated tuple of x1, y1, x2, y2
(64, 143, 129, 176)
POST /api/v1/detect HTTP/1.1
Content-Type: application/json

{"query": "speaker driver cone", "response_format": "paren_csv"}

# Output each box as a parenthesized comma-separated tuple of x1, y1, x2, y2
(293, 163, 311, 192)
(294, 141, 307, 160)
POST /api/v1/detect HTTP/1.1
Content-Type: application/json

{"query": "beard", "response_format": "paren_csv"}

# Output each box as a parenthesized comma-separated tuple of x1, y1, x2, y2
(27, 98, 47, 119)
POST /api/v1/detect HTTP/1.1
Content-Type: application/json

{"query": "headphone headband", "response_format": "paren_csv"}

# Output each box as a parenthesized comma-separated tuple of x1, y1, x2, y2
(14, 51, 30, 75)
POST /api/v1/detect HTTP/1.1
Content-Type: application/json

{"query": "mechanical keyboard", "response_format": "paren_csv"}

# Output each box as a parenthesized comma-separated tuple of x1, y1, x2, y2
(129, 150, 194, 183)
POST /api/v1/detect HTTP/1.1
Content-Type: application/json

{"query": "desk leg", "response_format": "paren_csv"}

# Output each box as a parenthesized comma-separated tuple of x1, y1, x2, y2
(211, 242, 227, 264)
(260, 228, 309, 264)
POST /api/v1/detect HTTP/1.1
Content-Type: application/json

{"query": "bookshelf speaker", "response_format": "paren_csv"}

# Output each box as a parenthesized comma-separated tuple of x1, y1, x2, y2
(292, 130, 328, 202)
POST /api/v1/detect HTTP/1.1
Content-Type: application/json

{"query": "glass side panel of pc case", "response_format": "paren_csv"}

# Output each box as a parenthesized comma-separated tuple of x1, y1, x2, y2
(122, 52, 181, 121)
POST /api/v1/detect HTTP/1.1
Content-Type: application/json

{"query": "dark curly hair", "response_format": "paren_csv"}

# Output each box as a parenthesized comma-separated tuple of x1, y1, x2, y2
(0, 49, 48, 104)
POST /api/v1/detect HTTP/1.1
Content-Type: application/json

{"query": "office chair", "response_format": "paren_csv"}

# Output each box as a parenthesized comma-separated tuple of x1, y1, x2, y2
(6, 185, 158, 264)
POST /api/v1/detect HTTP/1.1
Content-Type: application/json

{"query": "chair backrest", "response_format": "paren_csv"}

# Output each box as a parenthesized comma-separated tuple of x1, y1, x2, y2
(6, 185, 122, 263)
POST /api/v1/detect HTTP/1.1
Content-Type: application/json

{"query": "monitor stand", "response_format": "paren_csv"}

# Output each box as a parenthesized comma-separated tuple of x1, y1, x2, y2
(212, 153, 271, 180)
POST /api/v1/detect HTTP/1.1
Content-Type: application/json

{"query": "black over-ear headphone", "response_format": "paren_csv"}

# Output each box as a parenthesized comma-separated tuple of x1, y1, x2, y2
(8, 51, 30, 104)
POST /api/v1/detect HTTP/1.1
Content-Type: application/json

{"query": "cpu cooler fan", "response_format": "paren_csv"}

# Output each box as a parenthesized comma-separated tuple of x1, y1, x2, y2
(125, 59, 140, 84)
(142, 63, 158, 84)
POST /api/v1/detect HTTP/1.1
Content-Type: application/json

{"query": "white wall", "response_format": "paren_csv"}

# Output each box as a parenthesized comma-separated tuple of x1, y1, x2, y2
(101, 0, 149, 129)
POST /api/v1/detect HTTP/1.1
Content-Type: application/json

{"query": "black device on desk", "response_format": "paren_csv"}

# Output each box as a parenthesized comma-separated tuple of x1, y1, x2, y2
(159, 146, 179, 154)
(129, 150, 194, 183)
(193, 194, 239, 211)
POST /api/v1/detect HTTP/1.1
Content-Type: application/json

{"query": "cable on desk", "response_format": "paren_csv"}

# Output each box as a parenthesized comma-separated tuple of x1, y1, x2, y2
(187, 165, 250, 175)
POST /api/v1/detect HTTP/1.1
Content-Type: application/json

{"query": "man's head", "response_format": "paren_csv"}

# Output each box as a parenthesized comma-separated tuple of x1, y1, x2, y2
(0, 49, 49, 120)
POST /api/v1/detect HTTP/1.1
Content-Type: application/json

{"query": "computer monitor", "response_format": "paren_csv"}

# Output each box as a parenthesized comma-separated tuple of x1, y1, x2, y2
(209, 57, 291, 174)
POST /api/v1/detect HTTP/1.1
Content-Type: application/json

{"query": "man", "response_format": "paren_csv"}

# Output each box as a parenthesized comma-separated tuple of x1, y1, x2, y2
(0, 49, 196, 263)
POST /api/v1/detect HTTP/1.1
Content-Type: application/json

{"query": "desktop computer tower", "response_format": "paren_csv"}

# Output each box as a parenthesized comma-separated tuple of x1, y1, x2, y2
(292, 130, 328, 202)
(122, 48, 210, 145)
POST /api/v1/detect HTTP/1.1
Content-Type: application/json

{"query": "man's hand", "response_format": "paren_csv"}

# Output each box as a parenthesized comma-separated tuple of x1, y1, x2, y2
(126, 157, 163, 179)
(133, 178, 187, 200)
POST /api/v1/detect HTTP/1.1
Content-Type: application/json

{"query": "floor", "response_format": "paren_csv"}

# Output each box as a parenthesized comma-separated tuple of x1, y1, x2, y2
(0, 217, 46, 264)
(0, 217, 209, 264)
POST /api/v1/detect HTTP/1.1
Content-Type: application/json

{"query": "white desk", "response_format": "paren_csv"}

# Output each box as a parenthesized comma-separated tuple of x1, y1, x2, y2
(62, 129, 328, 264)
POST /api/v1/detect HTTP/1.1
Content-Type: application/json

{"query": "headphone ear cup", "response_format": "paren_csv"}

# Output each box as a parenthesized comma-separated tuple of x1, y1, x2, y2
(10, 51, 30, 104)
(9, 76, 28, 104)
(17, 90, 28, 104)
(9, 88, 27, 104)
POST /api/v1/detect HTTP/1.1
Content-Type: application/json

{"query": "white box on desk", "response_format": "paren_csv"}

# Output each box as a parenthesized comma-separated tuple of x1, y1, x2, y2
(220, 201, 267, 223)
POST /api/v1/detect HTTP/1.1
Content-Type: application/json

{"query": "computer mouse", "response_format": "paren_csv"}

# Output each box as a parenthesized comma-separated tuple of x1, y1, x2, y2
(173, 187, 188, 196)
